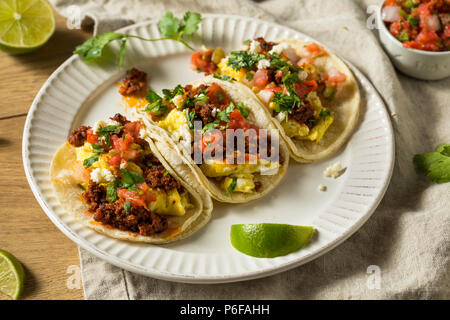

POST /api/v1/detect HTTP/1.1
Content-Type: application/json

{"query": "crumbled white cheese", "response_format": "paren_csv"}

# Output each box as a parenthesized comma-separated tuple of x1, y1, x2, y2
(120, 162, 127, 169)
(323, 162, 347, 179)
(249, 40, 261, 54)
(211, 107, 220, 118)
(318, 184, 327, 192)
(269, 42, 291, 55)
(257, 59, 271, 70)
(90, 168, 115, 184)
(276, 112, 286, 123)
(172, 95, 184, 109)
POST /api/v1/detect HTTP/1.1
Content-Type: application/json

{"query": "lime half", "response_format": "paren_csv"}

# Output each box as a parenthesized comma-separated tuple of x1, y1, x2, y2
(0, 249, 25, 300)
(0, 0, 55, 54)
(230, 223, 315, 258)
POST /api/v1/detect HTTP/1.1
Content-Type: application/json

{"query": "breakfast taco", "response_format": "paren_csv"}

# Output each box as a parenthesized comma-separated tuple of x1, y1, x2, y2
(138, 77, 289, 203)
(190, 38, 361, 162)
(50, 114, 212, 243)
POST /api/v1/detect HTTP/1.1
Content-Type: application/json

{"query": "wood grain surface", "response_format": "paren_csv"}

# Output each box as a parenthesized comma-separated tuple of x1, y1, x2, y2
(0, 12, 90, 300)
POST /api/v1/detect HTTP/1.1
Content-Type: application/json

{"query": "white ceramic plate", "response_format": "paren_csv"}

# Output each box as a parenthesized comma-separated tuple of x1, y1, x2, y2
(23, 14, 394, 283)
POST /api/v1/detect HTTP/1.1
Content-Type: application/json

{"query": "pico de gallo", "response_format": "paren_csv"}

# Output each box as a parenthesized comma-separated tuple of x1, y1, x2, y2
(144, 82, 283, 195)
(382, 0, 450, 51)
(67, 114, 192, 236)
(189, 38, 346, 143)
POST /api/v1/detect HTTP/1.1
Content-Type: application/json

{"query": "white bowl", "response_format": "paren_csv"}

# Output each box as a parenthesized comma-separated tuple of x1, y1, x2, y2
(377, 3, 450, 80)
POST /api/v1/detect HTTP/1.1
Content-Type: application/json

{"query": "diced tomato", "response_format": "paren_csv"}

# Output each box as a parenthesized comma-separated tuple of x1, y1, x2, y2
(305, 42, 327, 58)
(111, 133, 134, 152)
(201, 130, 222, 153)
(137, 183, 157, 204)
(227, 109, 259, 131)
(293, 82, 310, 98)
(206, 83, 229, 105)
(108, 153, 122, 169)
(86, 129, 99, 145)
(389, 21, 402, 37)
(253, 69, 269, 89)
(258, 87, 282, 104)
(117, 188, 146, 208)
(190, 50, 216, 74)
(304, 80, 318, 92)
(124, 121, 141, 141)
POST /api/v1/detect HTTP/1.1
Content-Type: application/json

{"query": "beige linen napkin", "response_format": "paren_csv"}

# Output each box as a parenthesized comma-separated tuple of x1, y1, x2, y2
(51, 0, 450, 299)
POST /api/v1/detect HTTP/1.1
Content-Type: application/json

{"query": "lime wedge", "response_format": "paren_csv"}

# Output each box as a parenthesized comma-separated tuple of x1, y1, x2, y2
(0, 0, 55, 54)
(0, 249, 25, 300)
(230, 223, 315, 258)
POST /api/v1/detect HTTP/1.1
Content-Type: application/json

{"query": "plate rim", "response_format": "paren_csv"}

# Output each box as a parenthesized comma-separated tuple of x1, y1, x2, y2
(22, 13, 395, 283)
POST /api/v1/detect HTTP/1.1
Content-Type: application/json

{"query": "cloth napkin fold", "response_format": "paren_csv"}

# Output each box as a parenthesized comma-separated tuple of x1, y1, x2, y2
(51, 0, 450, 299)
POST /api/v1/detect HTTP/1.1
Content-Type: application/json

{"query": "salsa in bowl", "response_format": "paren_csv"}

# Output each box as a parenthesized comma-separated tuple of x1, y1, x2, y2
(377, 0, 450, 80)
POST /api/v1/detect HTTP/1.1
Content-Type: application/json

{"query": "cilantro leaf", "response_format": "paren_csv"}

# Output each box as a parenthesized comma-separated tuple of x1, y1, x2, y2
(181, 12, 202, 35)
(217, 102, 235, 122)
(146, 89, 162, 104)
(237, 102, 250, 118)
(120, 168, 144, 189)
(74, 32, 125, 61)
(414, 144, 450, 184)
(202, 120, 220, 133)
(75, 12, 202, 67)
(83, 154, 99, 168)
(106, 182, 119, 203)
(271, 91, 302, 114)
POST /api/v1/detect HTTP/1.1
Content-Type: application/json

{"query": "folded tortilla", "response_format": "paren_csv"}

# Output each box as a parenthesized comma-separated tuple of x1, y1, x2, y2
(50, 122, 213, 244)
(138, 77, 290, 203)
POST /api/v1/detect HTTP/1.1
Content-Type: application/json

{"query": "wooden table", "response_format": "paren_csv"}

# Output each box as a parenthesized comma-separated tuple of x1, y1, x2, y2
(0, 13, 90, 300)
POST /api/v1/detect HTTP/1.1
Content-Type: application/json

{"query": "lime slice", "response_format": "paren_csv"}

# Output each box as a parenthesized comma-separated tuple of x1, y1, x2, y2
(0, 249, 25, 300)
(230, 223, 315, 258)
(0, 0, 55, 54)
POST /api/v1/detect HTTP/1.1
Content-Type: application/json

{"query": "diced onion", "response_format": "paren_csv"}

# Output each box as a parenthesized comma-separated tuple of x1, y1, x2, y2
(283, 47, 299, 64)
(426, 15, 441, 32)
(382, 5, 401, 23)
(257, 89, 274, 105)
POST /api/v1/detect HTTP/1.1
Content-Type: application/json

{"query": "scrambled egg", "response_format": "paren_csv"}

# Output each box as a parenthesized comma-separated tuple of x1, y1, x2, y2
(150, 188, 192, 216)
(280, 92, 334, 143)
(201, 159, 280, 194)
(157, 109, 187, 134)
(217, 58, 246, 81)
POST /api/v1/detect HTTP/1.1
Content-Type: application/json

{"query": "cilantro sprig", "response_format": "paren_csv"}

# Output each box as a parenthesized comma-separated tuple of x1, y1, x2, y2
(414, 144, 450, 184)
(74, 12, 202, 67)
(227, 51, 265, 70)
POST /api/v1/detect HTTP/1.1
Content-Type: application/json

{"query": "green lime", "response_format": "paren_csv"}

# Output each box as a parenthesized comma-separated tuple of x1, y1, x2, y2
(230, 223, 315, 258)
(0, 249, 25, 300)
(0, 0, 55, 54)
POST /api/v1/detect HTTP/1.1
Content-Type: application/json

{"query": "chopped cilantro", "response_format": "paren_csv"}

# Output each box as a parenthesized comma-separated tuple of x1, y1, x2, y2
(271, 91, 302, 114)
(83, 154, 99, 168)
(245, 72, 254, 81)
(145, 89, 162, 104)
(163, 170, 170, 176)
(124, 201, 132, 214)
(319, 109, 331, 118)
(213, 73, 233, 81)
(185, 109, 196, 129)
(77, 184, 86, 191)
(202, 120, 220, 133)
(269, 53, 298, 73)
(227, 51, 264, 70)
(120, 168, 144, 189)
(106, 182, 119, 203)
(92, 144, 104, 153)
(217, 102, 235, 122)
